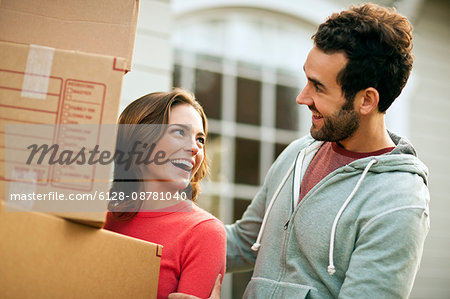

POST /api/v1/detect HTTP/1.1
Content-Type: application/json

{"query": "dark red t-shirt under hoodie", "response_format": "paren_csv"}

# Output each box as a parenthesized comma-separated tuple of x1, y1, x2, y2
(299, 142, 394, 204)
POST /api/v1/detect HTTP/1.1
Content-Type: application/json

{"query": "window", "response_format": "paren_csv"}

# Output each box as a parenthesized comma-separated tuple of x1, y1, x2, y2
(236, 77, 261, 125)
(276, 85, 300, 130)
(234, 138, 260, 185)
(173, 17, 305, 296)
(195, 69, 222, 119)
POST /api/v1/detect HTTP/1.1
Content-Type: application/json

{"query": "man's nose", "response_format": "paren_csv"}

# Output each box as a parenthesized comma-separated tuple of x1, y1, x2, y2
(296, 84, 312, 106)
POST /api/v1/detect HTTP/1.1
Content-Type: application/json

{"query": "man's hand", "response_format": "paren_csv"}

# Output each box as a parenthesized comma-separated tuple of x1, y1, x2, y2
(168, 274, 222, 299)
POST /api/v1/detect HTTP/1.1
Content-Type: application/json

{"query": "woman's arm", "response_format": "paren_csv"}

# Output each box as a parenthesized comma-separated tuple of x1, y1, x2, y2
(177, 218, 226, 298)
(169, 275, 222, 299)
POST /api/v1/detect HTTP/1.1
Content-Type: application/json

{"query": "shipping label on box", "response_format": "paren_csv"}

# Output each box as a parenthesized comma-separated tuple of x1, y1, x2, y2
(0, 41, 125, 226)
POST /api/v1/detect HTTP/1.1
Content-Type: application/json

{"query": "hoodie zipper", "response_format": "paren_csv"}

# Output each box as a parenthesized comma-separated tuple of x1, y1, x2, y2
(277, 142, 322, 291)
(276, 148, 309, 295)
(283, 219, 289, 230)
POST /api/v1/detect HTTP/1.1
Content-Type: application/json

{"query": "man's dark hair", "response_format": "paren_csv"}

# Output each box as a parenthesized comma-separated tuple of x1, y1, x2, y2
(313, 3, 413, 112)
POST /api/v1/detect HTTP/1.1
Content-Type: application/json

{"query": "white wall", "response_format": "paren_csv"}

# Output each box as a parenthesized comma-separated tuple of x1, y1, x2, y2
(408, 0, 450, 298)
(121, 0, 173, 112)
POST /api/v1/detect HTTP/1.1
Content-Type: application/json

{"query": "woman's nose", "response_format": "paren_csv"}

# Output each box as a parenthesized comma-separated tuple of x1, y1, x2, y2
(191, 144, 199, 156)
(186, 137, 199, 156)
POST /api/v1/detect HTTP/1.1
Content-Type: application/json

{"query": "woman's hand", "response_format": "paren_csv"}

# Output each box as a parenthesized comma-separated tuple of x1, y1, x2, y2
(168, 274, 222, 299)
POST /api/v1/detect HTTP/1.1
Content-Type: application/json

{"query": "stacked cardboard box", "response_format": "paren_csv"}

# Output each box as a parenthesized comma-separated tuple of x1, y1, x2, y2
(0, 202, 162, 299)
(0, 0, 139, 72)
(0, 1, 163, 298)
(0, 0, 141, 226)
(0, 40, 124, 226)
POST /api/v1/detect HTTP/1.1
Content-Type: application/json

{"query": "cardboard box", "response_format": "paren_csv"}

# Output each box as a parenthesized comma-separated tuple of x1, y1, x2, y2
(0, 202, 162, 299)
(0, 0, 139, 71)
(0, 41, 125, 227)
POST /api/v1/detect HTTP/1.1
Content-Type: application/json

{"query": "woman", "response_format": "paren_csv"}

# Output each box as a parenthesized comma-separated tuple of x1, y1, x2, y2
(104, 88, 225, 299)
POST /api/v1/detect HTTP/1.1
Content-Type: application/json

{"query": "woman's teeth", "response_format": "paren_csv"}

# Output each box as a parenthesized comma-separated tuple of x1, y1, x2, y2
(171, 159, 193, 171)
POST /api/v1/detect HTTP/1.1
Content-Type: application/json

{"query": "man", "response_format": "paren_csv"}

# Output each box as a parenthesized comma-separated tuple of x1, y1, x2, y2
(171, 3, 430, 298)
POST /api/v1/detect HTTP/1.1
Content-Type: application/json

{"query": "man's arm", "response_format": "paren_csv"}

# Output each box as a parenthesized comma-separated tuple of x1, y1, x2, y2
(226, 137, 308, 272)
(225, 183, 268, 272)
(339, 206, 429, 298)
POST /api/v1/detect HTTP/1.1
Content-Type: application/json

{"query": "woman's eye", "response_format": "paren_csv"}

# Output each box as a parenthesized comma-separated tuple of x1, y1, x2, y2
(197, 137, 205, 145)
(172, 129, 185, 136)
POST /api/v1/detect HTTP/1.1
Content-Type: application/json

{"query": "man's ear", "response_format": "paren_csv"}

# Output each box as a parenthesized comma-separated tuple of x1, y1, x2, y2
(356, 87, 379, 115)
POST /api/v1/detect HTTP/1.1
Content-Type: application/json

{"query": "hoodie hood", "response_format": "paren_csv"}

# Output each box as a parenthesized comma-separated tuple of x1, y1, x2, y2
(347, 131, 428, 185)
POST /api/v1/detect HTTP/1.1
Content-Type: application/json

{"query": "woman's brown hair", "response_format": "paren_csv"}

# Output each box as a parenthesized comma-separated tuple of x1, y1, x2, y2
(108, 88, 209, 218)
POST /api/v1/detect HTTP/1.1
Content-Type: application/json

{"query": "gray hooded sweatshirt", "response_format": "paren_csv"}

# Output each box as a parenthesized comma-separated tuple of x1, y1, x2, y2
(226, 132, 430, 298)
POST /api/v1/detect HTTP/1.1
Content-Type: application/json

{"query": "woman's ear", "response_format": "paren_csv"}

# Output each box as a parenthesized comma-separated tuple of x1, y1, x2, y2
(356, 87, 379, 115)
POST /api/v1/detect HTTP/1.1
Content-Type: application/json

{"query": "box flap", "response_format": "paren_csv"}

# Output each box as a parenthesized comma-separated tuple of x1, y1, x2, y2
(0, 0, 139, 71)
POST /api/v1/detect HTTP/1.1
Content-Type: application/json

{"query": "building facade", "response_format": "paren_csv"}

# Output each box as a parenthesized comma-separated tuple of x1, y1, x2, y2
(121, 0, 450, 298)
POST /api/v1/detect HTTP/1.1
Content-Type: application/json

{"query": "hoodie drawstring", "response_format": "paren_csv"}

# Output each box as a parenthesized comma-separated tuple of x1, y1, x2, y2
(250, 154, 378, 277)
(251, 161, 296, 251)
(327, 158, 378, 275)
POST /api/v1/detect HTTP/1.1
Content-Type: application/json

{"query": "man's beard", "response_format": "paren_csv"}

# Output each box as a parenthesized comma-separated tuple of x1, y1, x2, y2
(310, 106, 359, 142)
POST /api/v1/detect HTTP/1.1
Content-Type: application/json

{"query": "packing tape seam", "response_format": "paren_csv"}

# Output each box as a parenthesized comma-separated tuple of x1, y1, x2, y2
(21, 44, 55, 100)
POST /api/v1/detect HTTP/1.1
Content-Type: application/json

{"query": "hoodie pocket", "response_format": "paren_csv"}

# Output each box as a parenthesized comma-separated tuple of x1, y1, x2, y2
(243, 277, 315, 299)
